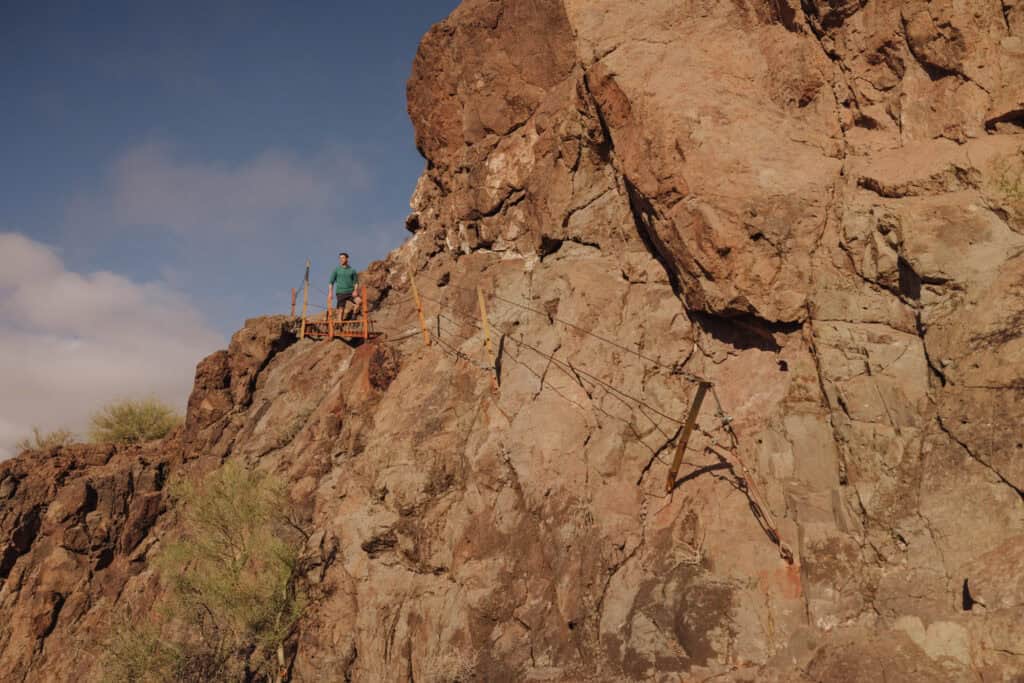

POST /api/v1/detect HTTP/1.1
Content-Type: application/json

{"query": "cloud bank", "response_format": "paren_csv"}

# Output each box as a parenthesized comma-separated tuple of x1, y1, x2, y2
(0, 232, 223, 459)
(58, 142, 388, 331)
(74, 142, 370, 236)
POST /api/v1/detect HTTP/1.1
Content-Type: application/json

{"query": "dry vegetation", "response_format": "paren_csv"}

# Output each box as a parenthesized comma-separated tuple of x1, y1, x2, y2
(104, 462, 309, 681)
(88, 397, 182, 445)
(15, 427, 76, 453)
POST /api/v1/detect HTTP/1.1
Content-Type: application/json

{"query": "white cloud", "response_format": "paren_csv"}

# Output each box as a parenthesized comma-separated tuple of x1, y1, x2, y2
(0, 232, 223, 459)
(79, 142, 370, 235)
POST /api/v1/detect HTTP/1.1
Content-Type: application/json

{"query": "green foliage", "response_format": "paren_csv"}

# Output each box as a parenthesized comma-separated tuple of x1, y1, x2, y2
(88, 397, 183, 445)
(102, 621, 183, 683)
(104, 462, 308, 681)
(15, 426, 75, 452)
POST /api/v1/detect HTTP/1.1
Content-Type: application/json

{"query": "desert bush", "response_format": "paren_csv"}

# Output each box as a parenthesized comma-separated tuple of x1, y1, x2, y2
(103, 620, 182, 682)
(15, 427, 75, 452)
(88, 397, 182, 445)
(105, 462, 308, 681)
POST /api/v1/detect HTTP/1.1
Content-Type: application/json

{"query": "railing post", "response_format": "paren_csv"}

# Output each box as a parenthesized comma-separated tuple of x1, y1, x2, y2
(299, 258, 310, 340)
(327, 290, 334, 340)
(361, 285, 369, 339)
(290, 288, 297, 317)
(408, 267, 431, 346)
(477, 286, 499, 391)
(665, 381, 711, 494)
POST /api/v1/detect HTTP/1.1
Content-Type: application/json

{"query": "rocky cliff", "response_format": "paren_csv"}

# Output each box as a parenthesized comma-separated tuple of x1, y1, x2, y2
(3, 0, 1024, 680)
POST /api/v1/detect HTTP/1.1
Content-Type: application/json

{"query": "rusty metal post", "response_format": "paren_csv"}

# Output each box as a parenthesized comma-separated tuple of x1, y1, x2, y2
(408, 267, 430, 346)
(290, 288, 297, 317)
(327, 290, 334, 340)
(665, 381, 711, 494)
(299, 258, 310, 340)
(477, 286, 499, 390)
(361, 284, 369, 339)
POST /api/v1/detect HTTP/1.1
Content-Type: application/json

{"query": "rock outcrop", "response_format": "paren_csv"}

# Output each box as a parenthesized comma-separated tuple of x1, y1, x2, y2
(2, 1, 1023, 680)
(0, 441, 174, 680)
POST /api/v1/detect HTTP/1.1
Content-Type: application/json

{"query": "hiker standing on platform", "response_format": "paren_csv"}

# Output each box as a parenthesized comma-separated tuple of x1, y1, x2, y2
(329, 252, 359, 320)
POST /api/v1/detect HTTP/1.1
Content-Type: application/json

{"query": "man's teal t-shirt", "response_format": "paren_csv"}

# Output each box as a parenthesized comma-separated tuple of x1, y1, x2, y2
(330, 265, 358, 294)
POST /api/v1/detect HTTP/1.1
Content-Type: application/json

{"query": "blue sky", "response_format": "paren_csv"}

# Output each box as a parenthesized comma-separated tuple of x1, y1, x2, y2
(3, 0, 458, 328)
(0, 0, 459, 454)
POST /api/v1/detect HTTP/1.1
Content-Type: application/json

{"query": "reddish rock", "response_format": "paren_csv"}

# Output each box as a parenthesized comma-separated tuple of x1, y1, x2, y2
(4, 1, 1024, 680)
(0, 444, 176, 679)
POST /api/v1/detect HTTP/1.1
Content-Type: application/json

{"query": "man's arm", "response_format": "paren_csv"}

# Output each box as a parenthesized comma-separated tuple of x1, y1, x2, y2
(328, 269, 336, 298)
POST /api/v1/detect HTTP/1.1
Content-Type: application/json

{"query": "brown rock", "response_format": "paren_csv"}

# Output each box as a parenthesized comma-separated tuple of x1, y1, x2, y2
(0, 443, 176, 680)
(5, 1, 1024, 680)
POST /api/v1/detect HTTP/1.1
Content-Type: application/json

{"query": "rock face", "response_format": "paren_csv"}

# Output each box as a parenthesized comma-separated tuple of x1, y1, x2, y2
(0, 442, 174, 680)
(3, 1, 1024, 680)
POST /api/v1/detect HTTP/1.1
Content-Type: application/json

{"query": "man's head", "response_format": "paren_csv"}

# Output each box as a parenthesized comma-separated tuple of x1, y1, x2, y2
(339, 252, 349, 266)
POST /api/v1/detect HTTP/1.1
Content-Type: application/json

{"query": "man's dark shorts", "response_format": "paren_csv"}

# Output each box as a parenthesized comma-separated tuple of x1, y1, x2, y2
(336, 291, 353, 313)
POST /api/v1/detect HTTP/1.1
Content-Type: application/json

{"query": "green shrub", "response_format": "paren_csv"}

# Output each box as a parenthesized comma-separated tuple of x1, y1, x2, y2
(105, 462, 308, 681)
(15, 427, 75, 452)
(89, 397, 183, 445)
(102, 620, 182, 682)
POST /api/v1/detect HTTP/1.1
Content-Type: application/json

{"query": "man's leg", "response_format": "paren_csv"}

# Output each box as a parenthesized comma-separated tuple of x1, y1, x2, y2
(337, 293, 353, 320)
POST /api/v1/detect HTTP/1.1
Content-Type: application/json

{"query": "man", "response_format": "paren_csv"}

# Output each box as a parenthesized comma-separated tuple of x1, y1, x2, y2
(329, 252, 359, 320)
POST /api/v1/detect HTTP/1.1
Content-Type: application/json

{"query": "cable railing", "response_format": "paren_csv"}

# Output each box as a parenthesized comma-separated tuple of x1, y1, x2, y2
(286, 259, 793, 563)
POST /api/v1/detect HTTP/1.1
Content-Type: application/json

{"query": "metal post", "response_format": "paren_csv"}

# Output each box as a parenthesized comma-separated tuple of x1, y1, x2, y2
(665, 381, 711, 494)
(408, 267, 431, 346)
(327, 290, 334, 340)
(361, 285, 369, 340)
(290, 288, 297, 317)
(299, 259, 310, 340)
(477, 286, 499, 390)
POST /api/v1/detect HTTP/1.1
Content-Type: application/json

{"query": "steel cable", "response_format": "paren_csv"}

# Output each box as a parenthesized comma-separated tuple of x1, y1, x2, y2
(378, 330, 427, 344)
(440, 282, 711, 384)
(428, 289, 736, 447)
(423, 294, 689, 427)
(410, 277, 791, 560)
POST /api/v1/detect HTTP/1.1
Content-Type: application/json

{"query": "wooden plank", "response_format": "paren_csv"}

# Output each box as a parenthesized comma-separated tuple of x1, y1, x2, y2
(408, 267, 431, 346)
(477, 286, 499, 390)
(665, 381, 711, 494)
